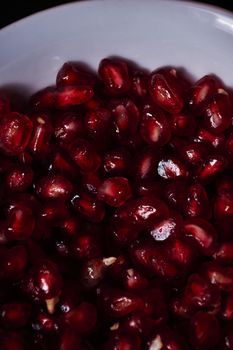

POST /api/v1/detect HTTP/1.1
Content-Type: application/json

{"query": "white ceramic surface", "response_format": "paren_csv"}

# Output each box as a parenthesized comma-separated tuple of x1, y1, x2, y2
(0, 0, 233, 95)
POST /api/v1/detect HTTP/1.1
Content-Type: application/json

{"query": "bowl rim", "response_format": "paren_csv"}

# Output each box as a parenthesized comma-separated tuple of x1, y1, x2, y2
(0, 0, 233, 36)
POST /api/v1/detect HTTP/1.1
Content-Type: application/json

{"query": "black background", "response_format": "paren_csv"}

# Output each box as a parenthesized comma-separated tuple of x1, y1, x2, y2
(1, 0, 233, 29)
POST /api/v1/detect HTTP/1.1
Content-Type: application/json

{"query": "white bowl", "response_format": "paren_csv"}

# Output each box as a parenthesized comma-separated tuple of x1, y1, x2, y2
(0, 0, 233, 95)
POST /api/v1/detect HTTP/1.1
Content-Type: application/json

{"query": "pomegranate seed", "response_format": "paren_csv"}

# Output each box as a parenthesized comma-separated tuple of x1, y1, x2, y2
(170, 111, 197, 137)
(183, 183, 211, 219)
(85, 107, 111, 140)
(72, 233, 101, 260)
(1, 245, 28, 280)
(110, 98, 140, 141)
(189, 75, 219, 109)
(203, 91, 232, 134)
(214, 242, 233, 264)
(189, 311, 221, 349)
(65, 302, 97, 333)
(203, 262, 233, 291)
(157, 156, 188, 179)
(98, 286, 143, 317)
(25, 259, 62, 302)
(147, 328, 189, 350)
(36, 174, 73, 200)
(32, 312, 59, 333)
(6, 203, 35, 240)
(56, 62, 95, 87)
(140, 104, 171, 146)
(195, 127, 225, 149)
(98, 58, 131, 94)
(0, 302, 30, 329)
(81, 257, 116, 288)
(184, 218, 217, 255)
(148, 216, 182, 242)
(56, 85, 93, 108)
(71, 193, 105, 222)
(28, 113, 53, 158)
(131, 70, 148, 98)
(29, 86, 56, 111)
(180, 142, 208, 167)
(0, 112, 32, 155)
(98, 177, 132, 207)
(103, 148, 130, 176)
(104, 331, 141, 350)
(57, 328, 81, 350)
(70, 138, 101, 172)
(197, 154, 226, 182)
(54, 110, 84, 143)
(5, 165, 33, 192)
(49, 150, 77, 179)
(123, 268, 149, 291)
(149, 69, 184, 113)
(111, 220, 141, 246)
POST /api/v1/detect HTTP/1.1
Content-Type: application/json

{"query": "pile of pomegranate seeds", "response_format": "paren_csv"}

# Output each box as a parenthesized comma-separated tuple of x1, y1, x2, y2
(1, 58, 233, 349)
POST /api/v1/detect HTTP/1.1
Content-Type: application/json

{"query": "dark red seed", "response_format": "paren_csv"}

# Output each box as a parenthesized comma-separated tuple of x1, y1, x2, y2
(0, 302, 31, 329)
(71, 193, 105, 223)
(72, 233, 101, 260)
(85, 107, 111, 139)
(189, 311, 221, 350)
(70, 138, 101, 172)
(183, 183, 211, 219)
(103, 148, 130, 176)
(188, 75, 219, 111)
(65, 302, 97, 333)
(1, 245, 28, 280)
(0, 112, 32, 155)
(131, 70, 148, 98)
(170, 111, 197, 137)
(203, 262, 233, 291)
(104, 331, 141, 350)
(197, 154, 226, 182)
(98, 177, 132, 207)
(98, 58, 131, 94)
(54, 111, 84, 143)
(36, 173, 73, 200)
(149, 69, 184, 113)
(56, 62, 95, 87)
(214, 242, 233, 264)
(29, 86, 56, 111)
(5, 165, 33, 192)
(28, 113, 53, 158)
(56, 85, 94, 108)
(6, 203, 35, 240)
(140, 104, 171, 146)
(157, 156, 188, 179)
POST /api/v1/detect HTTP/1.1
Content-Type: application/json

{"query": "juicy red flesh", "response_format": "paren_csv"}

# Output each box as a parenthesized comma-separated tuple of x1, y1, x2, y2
(0, 58, 233, 349)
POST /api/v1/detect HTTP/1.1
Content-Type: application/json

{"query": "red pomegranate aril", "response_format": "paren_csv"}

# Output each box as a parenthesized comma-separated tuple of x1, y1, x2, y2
(135, 179, 164, 198)
(203, 262, 233, 291)
(81, 258, 111, 288)
(111, 220, 141, 246)
(134, 148, 159, 179)
(6, 204, 35, 240)
(103, 148, 130, 176)
(149, 69, 184, 113)
(1, 245, 28, 279)
(214, 195, 233, 219)
(114, 196, 169, 228)
(5, 165, 33, 192)
(39, 200, 69, 223)
(157, 156, 188, 179)
(123, 268, 149, 291)
(98, 58, 131, 94)
(29, 86, 56, 111)
(85, 107, 111, 139)
(49, 151, 77, 178)
(110, 98, 140, 140)
(183, 183, 211, 219)
(32, 312, 59, 333)
(54, 111, 84, 143)
(189, 311, 221, 350)
(168, 237, 198, 270)
(72, 233, 101, 260)
(184, 273, 221, 311)
(148, 216, 182, 242)
(170, 112, 197, 137)
(195, 127, 225, 149)
(140, 104, 171, 146)
(28, 113, 53, 158)
(65, 302, 97, 333)
(56, 62, 95, 87)
(98, 286, 143, 317)
(104, 331, 141, 350)
(203, 91, 232, 134)
(180, 142, 208, 167)
(98, 177, 132, 207)
(81, 172, 101, 195)
(188, 75, 219, 111)
(71, 193, 105, 223)
(70, 138, 101, 172)
(25, 259, 62, 301)
(197, 154, 226, 182)
(214, 242, 233, 264)
(36, 174, 73, 200)
(221, 293, 233, 321)
(57, 328, 81, 350)
(163, 180, 188, 210)
(184, 218, 217, 255)
(56, 85, 93, 108)
(0, 302, 30, 329)
(147, 328, 189, 350)
(131, 70, 148, 98)
(0, 112, 32, 155)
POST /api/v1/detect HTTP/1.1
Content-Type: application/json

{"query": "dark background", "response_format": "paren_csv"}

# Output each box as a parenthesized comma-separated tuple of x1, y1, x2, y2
(1, 0, 233, 29)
